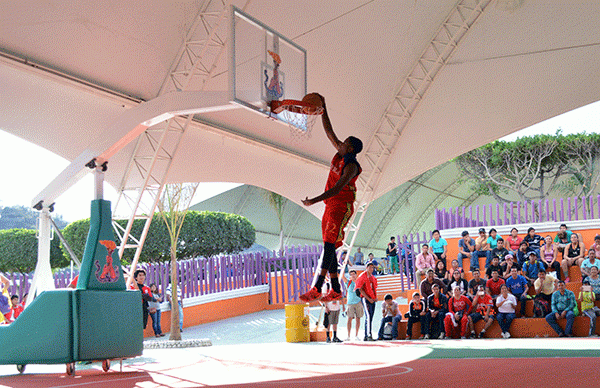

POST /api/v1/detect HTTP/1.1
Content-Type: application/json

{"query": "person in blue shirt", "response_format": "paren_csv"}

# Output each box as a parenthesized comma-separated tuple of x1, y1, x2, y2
(505, 266, 530, 317)
(523, 252, 545, 284)
(428, 230, 448, 270)
(344, 270, 364, 340)
(545, 280, 576, 337)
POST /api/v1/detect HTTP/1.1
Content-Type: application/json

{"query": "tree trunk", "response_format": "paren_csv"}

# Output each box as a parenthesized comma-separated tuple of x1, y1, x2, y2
(169, 245, 181, 341)
(278, 230, 284, 254)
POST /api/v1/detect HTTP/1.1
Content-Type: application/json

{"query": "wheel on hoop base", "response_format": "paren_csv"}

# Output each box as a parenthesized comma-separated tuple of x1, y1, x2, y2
(16, 364, 26, 374)
(102, 359, 110, 372)
(66, 362, 75, 376)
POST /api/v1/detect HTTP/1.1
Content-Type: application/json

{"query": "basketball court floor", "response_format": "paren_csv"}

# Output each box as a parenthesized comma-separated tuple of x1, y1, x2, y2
(0, 306, 597, 387)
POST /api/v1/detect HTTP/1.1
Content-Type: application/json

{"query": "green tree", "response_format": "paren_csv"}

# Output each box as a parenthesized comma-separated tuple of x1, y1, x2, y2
(0, 205, 68, 230)
(0, 229, 67, 273)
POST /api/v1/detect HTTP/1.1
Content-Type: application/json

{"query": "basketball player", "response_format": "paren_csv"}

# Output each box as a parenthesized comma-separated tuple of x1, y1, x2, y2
(299, 94, 363, 303)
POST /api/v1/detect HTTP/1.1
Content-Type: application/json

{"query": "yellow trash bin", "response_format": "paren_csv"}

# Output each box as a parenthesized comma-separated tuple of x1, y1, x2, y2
(285, 303, 310, 343)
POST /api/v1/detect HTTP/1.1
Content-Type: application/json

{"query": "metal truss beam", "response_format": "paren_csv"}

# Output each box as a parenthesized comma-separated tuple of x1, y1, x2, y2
(409, 178, 465, 234)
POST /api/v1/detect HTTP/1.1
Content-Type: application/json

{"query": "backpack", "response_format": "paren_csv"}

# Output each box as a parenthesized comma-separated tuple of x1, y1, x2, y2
(533, 298, 551, 318)
(383, 322, 393, 340)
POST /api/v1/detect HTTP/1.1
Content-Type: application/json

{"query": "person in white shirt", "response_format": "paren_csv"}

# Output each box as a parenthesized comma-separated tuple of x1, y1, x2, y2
(322, 283, 345, 342)
(496, 284, 517, 338)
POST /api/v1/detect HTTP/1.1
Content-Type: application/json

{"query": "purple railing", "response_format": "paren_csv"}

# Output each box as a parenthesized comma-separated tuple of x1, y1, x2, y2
(397, 232, 432, 291)
(435, 195, 600, 231)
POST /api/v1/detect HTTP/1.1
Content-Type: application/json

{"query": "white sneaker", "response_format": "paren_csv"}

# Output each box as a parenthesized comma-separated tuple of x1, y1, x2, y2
(506, 332, 511, 338)
(438, 332, 445, 339)
(424, 334, 430, 339)
(501, 332, 507, 338)
(344, 337, 351, 341)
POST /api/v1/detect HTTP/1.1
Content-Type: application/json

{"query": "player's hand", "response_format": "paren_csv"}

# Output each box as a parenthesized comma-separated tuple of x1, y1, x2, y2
(302, 197, 315, 206)
(314, 93, 326, 109)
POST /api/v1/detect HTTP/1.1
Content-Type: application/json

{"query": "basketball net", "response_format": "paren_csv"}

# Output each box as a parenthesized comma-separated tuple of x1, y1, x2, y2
(270, 100, 323, 141)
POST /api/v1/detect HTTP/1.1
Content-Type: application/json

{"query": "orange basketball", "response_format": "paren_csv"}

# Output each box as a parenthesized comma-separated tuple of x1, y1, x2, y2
(301, 93, 323, 114)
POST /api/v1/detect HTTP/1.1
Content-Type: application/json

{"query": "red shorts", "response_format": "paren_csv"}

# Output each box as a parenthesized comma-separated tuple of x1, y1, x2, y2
(322, 202, 354, 248)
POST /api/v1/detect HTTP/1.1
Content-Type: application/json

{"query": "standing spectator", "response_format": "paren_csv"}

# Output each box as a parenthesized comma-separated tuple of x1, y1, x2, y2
(429, 230, 448, 270)
(545, 281, 576, 337)
(134, 269, 154, 330)
(486, 256, 504, 279)
(354, 247, 364, 265)
(506, 228, 523, 255)
(541, 235, 561, 279)
(490, 238, 509, 268)
(505, 267, 530, 317)
(404, 293, 427, 340)
(500, 254, 522, 279)
(344, 270, 364, 340)
(434, 260, 451, 286)
(387, 237, 399, 274)
(516, 241, 531, 266)
(148, 283, 164, 337)
(523, 227, 543, 258)
(323, 283, 344, 343)
(420, 269, 446, 301)
(579, 280, 600, 337)
(467, 269, 487, 298)
(468, 285, 495, 338)
(426, 284, 448, 339)
(377, 293, 399, 340)
(166, 281, 184, 333)
(580, 250, 599, 281)
(447, 269, 468, 297)
(561, 233, 586, 283)
(523, 252, 545, 284)
(415, 244, 436, 287)
(473, 228, 491, 271)
(457, 231, 474, 269)
(486, 270, 505, 299)
(356, 260, 377, 341)
(534, 269, 556, 303)
(586, 266, 600, 299)
(444, 287, 472, 339)
(496, 284, 517, 338)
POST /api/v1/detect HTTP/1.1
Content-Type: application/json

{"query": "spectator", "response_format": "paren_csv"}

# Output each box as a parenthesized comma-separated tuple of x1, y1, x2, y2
(579, 280, 600, 337)
(367, 252, 375, 263)
(403, 292, 427, 340)
(323, 283, 344, 343)
(524, 227, 543, 258)
(428, 230, 448, 270)
(377, 293, 399, 340)
(486, 256, 504, 279)
(426, 283, 448, 339)
(473, 228, 491, 271)
(589, 235, 600, 258)
(540, 235, 561, 280)
(505, 267, 530, 317)
(5, 295, 23, 323)
(449, 259, 464, 279)
(468, 285, 495, 338)
(356, 260, 377, 341)
(486, 269, 505, 299)
(0, 275, 10, 321)
(523, 252, 545, 284)
(534, 269, 556, 303)
(486, 229, 503, 267)
(516, 241, 531, 266)
(166, 281, 184, 333)
(468, 269, 487, 298)
(496, 284, 517, 338)
(490, 238, 509, 269)
(344, 270, 364, 341)
(444, 287, 472, 339)
(148, 283, 165, 337)
(134, 269, 154, 330)
(457, 230, 474, 269)
(561, 233, 586, 283)
(415, 244, 436, 287)
(434, 260, 450, 286)
(447, 269, 468, 297)
(580, 249, 599, 281)
(354, 247, 364, 265)
(500, 254, 522, 279)
(587, 266, 600, 299)
(554, 224, 573, 251)
(545, 280, 576, 337)
(387, 237, 399, 274)
(420, 269, 446, 301)
(505, 228, 523, 255)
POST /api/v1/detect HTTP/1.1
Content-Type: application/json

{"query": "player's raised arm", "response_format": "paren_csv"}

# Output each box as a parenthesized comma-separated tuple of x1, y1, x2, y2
(317, 94, 342, 151)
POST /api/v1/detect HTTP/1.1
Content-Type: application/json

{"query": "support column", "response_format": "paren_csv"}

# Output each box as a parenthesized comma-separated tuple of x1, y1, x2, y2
(27, 206, 55, 305)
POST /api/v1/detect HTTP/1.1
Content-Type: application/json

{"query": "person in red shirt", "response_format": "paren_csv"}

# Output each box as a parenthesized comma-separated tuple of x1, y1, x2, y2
(299, 94, 363, 303)
(486, 269, 506, 299)
(468, 286, 495, 338)
(5, 295, 23, 323)
(355, 261, 378, 341)
(444, 287, 472, 339)
(506, 228, 523, 255)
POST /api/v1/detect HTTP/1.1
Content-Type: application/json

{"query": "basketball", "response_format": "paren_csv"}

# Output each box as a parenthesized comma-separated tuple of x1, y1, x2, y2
(301, 93, 323, 114)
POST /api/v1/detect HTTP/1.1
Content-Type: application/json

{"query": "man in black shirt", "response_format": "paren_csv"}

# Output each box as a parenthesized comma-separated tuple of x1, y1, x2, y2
(490, 238, 509, 267)
(468, 269, 487, 297)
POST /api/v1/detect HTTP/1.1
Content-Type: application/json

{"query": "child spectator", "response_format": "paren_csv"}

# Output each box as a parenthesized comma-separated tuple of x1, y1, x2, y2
(468, 285, 495, 338)
(561, 233, 585, 283)
(148, 283, 164, 337)
(554, 224, 573, 253)
(444, 287, 472, 339)
(5, 295, 23, 323)
(505, 267, 530, 317)
(404, 292, 427, 340)
(377, 293, 399, 340)
(580, 250, 599, 281)
(534, 269, 556, 303)
(344, 270, 364, 341)
(428, 230, 448, 270)
(486, 270, 505, 299)
(447, 269, 468, 297)
(457, 231, 475, 269)
(496, 284, 517, 338)
(426, 284, 448, 339)
(490, 238, 509, 268)
(467, 269, 487, 298)
(473, 228, 491, 271)
(387, 236, 399, 274)
(505, 228, 523, 255)
(500, 254, 521, 279)
(524, 227, 543, 258)
(415, 244, 436, 287)
(486, 256, 504, 279)
(541, 235, 561, 279)
(434, 260, 450, 286)
(579, 280, 600, 337)
(523, 252, 545, 284)
(323, 283, 344, 343)
(546, 280, 576, 337)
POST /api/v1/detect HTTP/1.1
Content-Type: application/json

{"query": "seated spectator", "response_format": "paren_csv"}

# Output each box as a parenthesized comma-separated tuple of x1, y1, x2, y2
(505, 228, 523, 255)
(524, 227, 543, 258)
(457, 230, 475, 269)
(486, 269, 505, 299)
(490, 238, 509, 268)
(447, 269, 468, 297)
(428, 230, 448, 270)
(516, 241, 531, 266)
(561, 233, 586, 283)
(377, 293, 399, 341)
(434, 260, 451, 286)
(505, 267, 530, 317)
(540, 235, 561, 280)
(589, 235, 600, 258)
(587, 266, 600, 299)
(415, 244, 436, 287)
(545, 280, 576, 337)
(580, 249, 599, 281)
(473, 228, 491, 271)
(486, 229, 503, 268)
(534, 269, 556, 303)
(468, 269, 487, 298)
(4, 295, 23, 323)
(496, 284, 517, 338)
(420, 269, 446, 301)
(500, 254, 521, 279)
(449, 259, 464, 279)
(554, 224, 573, 255)
(579, 280, 600, 337)
(468, 285, 495, 338)
(444, 287, 472, 339)
(426, 284, 448, 339)
(486, 256, 504, 279)
(523, 252, 545, 284)
(404, 292, 427, 340)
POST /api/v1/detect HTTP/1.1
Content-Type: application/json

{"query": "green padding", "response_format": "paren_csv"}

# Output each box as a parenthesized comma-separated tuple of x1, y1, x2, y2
(75, 290, 143, 361)
(0, 290, 73, 365)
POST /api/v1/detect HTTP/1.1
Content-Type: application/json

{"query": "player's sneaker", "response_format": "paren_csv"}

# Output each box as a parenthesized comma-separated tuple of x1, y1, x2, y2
(320, 289, 342, 302)
(332, 337, 342, 343)
(299, 287, 322, 302)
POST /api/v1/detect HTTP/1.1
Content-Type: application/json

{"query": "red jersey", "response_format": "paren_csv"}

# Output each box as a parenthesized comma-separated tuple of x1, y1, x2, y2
(475, 294, 494, 315)
(486, 278, 505, 296)
(324, 154, 361, 205)
(355, 271, 377, 300)
(5, 304, 24, 322)
(448, 295, 472, 315)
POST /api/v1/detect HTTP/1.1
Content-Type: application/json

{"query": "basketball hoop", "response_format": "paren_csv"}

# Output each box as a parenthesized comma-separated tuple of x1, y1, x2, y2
(270, 99, 323, 140)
